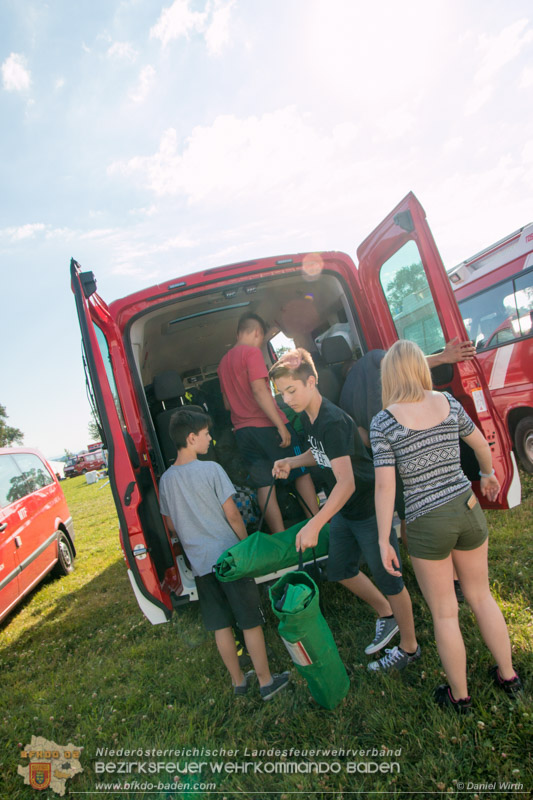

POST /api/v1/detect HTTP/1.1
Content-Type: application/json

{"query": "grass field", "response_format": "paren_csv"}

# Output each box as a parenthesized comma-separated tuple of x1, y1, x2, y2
(1, 472, 531, 800)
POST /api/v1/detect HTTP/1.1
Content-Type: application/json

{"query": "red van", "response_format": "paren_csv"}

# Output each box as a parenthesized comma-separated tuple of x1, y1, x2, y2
(64, 449, 106, 478)
(0, 448, 76, 623)
(450, 223, 533, 473)
(71, 192, 521, 625)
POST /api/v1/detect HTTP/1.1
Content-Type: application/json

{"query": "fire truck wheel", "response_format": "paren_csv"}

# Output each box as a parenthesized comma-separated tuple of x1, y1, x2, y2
(515, 416, 533, 474)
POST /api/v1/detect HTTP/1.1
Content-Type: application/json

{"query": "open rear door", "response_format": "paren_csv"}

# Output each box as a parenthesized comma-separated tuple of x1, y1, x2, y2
(356, 193, 520, 509)
(71, 259, 181, 622)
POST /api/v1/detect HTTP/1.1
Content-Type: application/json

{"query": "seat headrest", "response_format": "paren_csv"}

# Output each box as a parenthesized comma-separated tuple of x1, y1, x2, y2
(153, 370, 185, 401)
(321, 335, 353, 364)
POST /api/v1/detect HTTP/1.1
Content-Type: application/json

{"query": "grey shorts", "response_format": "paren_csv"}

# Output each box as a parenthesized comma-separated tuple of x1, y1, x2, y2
(195, 573, 265, 631)
(327, 513, 404, 596)
(406, 489, 489, 560)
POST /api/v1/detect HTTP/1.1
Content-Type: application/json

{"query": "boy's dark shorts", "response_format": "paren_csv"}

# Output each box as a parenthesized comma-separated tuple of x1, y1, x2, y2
(327, 512, 404, 596)
(235, 423, 307, 488)
(195, 573, 265, 631)
(406, 489, 489, 560)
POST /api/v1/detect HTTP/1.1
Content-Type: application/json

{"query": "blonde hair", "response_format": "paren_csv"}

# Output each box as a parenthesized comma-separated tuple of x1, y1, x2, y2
(269, 348, 318, 384)
(381, 340, 433, 407)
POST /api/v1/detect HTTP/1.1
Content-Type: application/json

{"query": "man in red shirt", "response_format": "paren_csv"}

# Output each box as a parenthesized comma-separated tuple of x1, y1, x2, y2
(218, 313, 317, 533)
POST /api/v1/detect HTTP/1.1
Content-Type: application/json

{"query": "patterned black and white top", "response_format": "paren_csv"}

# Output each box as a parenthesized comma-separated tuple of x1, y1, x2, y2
(370, 392, 475, 524)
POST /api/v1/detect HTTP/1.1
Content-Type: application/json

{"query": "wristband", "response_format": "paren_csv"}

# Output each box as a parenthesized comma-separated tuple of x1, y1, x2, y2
(479, 468, 495, 478)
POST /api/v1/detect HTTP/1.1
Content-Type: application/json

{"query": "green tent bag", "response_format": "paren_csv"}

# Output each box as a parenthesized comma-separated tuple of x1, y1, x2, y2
(269, 569, 350, 710)
(214, 519, 329, 582)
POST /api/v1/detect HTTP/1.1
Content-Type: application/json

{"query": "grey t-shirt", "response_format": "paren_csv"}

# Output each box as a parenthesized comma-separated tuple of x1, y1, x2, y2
(159, 460, 238, 577)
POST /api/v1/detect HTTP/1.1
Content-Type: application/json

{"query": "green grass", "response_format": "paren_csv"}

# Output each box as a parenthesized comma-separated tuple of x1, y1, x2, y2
(1, 473, 531, 800)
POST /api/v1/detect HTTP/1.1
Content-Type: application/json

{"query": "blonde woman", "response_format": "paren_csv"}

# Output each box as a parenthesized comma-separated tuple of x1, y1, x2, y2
(370, 339, 522, 713)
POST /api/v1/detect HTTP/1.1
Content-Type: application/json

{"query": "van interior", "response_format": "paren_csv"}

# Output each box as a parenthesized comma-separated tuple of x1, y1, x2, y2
(128, 270, 365, 497)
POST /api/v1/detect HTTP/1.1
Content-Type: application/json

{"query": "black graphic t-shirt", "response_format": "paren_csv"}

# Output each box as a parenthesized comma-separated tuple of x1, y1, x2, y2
(300, 396, 376, 521)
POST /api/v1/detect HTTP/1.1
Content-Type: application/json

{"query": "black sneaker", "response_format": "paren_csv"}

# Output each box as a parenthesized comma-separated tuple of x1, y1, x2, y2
(364, 616, 399, 655)
(367, 644, 421, 672)
(434, 684, 472, 714)
(260, 671, 290, 701)
(233, 670, 255, 697)
(488, 665, 524, 698)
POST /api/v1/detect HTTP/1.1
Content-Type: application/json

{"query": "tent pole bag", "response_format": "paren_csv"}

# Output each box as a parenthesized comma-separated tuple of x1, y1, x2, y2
(269, 557, 349, 710)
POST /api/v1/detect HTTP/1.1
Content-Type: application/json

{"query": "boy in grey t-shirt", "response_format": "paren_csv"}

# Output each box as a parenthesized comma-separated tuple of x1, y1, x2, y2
(159, 407, 289, 700)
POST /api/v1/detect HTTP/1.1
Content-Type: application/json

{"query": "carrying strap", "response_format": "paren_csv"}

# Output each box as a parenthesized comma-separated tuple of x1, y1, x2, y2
(256, 478, 276, 533)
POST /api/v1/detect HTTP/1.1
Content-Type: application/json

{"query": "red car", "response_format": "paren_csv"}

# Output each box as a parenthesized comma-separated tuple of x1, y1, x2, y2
(71, 192, 520, 625)
(0, 447, 76, 623)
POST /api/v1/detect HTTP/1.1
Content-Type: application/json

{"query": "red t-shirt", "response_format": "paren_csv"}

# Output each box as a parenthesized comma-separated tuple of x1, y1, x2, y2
(217, 345, 288, 430)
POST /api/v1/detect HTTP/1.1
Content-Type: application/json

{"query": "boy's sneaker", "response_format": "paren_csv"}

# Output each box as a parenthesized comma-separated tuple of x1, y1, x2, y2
(367, 644, 421, 672)
(434, 684, 472, 714)
(260, 671, 290, 701)
(364, 617, 399, 655)
(233, 670, 255, 697)
(488, 665, 524, 698)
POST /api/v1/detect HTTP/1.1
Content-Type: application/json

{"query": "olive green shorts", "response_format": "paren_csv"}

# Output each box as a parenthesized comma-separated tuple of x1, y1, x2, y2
(406, 489, 489, 560)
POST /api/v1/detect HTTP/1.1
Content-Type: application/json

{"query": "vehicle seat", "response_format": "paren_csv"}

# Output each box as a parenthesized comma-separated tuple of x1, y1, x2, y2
(153, 371, 186, 467)
(316, 335, 354, 405)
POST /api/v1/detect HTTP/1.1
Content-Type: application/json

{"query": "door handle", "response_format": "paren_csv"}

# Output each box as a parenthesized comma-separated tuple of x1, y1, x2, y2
(0, 522, 7, 532)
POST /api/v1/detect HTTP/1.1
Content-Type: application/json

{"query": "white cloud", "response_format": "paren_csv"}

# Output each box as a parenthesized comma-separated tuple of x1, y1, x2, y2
(54, 78, 65, 91)
(475, 19, 533, 84)
(107, 41, 138, 63)
(150, 0, 207, 47)
(520, 66, 533, 89)
(2, 53, 31, 92)
(1, 223, 45, 241)
(108, 107, 361, 203)
(129, 65, 156, 103)
(205, 0, 235, 55)
(465, 83, 493, 115)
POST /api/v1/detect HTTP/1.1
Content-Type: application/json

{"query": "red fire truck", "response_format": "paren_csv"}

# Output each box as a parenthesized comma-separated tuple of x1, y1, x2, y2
(450, 222, 533, 473)
(71, 192, 521, 624)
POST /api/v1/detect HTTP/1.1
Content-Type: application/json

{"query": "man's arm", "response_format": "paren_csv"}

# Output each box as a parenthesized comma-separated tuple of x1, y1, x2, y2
(427, 337, 475, 368)
(272, 448, 318, 477)
(222, 496, 248, 540)
(250, 378, 291, 446)
(294, 455, 355, 552)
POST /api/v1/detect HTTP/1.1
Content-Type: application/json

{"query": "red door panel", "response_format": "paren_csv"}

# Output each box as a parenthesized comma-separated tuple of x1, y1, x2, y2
(356, 192, 518, 509)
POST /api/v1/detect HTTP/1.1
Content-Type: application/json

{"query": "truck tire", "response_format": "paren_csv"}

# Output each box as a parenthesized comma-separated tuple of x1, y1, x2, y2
(514, 416, 533, 474)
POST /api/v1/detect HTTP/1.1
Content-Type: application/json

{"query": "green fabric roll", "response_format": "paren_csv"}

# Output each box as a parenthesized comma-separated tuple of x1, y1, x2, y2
(214, 519, 329, 582)
(269, 570, 350, 710)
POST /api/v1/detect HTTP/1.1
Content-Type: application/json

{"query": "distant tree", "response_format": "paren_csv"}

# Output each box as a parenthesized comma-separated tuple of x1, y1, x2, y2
(88, 416, 101, 442)
(64, 448, 74, 459)
(385, 262, 427, 314)
(0, 403, 24, 447)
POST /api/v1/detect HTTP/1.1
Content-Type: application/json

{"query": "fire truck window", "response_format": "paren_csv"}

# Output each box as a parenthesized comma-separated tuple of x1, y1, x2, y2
(458, 280, 521, 350)
(379, 240, 445, 355)
(514, 271, 533, 337)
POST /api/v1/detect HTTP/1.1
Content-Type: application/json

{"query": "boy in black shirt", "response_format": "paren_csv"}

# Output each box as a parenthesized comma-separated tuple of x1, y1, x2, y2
(270, 348, 420, 672)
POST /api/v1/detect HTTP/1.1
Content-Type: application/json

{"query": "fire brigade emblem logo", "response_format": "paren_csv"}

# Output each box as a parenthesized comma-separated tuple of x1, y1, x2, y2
(29, 763, 52, 790)
(18, 736, 83, 796)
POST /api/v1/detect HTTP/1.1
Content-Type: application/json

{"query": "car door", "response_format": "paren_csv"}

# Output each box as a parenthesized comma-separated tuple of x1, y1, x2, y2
(0, 454, 22, 620)
(356, 192, 520, 509)
(10, 453, 59, 595)
(71, 260, 180, 623)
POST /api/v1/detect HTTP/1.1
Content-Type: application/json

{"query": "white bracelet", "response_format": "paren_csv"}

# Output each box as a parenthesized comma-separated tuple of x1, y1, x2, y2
(479, 468, 495, 478)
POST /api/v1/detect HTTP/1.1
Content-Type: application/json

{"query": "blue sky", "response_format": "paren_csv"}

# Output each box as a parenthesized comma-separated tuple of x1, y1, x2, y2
(1, 0, 532, 458)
